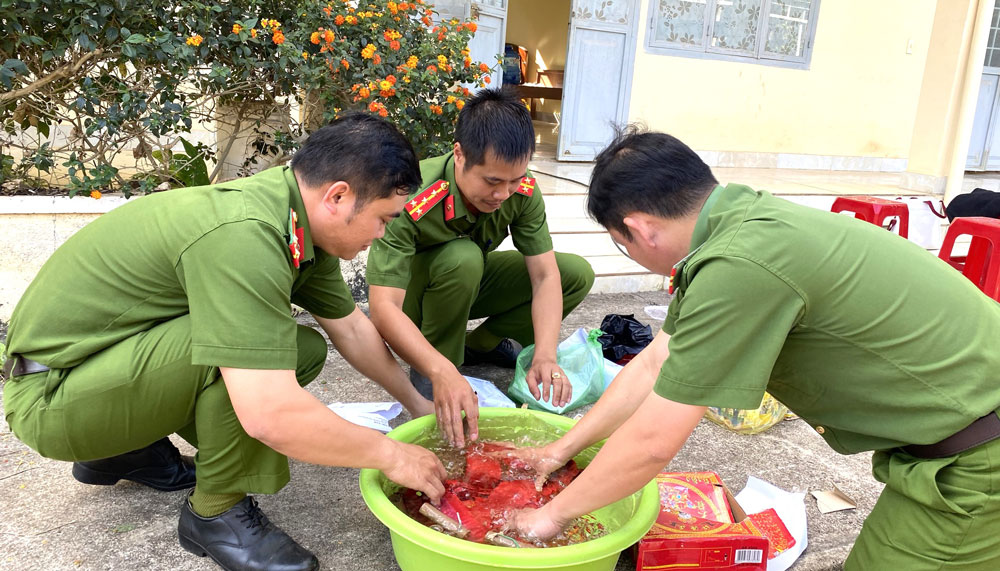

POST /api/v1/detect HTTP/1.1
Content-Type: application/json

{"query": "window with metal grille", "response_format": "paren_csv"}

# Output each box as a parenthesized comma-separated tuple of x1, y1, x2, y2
(646, 0, 820, 68)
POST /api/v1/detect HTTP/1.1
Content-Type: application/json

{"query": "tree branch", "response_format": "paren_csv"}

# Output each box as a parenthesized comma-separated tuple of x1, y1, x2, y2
(1, 49, 106, 104)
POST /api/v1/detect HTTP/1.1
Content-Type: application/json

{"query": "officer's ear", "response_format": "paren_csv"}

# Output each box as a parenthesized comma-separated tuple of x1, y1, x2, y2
(623, 214, 657, 248)
(453, 142, 464, 170)
(320, 181, 353, 215)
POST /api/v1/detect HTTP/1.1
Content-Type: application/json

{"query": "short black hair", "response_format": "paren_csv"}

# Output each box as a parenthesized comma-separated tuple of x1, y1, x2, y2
(588, 125, 718, 240)
(455, 86, 535, 166)
(290, 113, 421, 207)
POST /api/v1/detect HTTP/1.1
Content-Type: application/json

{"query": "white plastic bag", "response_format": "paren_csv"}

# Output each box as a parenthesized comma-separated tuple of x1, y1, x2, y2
(896, 196, 947, 249)
(465, 375, 516, 408)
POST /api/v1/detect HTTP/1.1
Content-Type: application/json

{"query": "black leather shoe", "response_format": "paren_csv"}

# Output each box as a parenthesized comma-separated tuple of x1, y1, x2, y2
(71, 437, 196, 492)
(463, 338, 523, 369)
(178, 496, 319, 571)
(409, 368, 434, 401)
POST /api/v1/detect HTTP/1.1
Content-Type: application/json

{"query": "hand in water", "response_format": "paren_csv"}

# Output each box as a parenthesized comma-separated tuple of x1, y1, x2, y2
(506, 506, 566, 542)
(489, 444, 567, 491)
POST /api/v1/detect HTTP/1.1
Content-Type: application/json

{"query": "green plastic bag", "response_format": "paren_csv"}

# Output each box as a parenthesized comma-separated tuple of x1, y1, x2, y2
(508, 329, 606, 414)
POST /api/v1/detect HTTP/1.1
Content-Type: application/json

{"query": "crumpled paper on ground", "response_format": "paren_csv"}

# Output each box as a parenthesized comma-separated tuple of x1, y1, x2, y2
(736, 476, 808, 571)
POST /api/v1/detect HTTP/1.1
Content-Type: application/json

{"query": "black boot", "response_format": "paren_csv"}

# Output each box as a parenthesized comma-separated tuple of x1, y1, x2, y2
(463, 338, 523, 368)
(178, 496, 319, 571)
(71, 437, 196, 492)
(409, 368, 434, 401)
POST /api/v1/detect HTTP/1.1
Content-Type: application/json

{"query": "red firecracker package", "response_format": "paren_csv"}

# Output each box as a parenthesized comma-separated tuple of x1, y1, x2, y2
(747, 508, 796, 559)
(636, 472, 769, 571)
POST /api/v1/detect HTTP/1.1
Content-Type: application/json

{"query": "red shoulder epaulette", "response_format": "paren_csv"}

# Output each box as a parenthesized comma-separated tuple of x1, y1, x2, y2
(515, 176, 535, 197)
(406, 180, 450, 221)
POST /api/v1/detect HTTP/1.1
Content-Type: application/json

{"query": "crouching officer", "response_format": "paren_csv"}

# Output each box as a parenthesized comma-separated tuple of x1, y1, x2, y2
(2, 114, 446, 571)
(507, 127, 1000, 569)
(366, 87, 595, 447)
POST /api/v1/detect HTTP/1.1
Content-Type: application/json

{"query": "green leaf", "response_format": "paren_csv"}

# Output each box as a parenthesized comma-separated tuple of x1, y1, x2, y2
(125, 34, 147, 44)
(111, 523, 136, 534)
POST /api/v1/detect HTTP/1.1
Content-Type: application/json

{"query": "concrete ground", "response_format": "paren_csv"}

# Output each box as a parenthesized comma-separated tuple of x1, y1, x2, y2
(0, 292, 880, 571)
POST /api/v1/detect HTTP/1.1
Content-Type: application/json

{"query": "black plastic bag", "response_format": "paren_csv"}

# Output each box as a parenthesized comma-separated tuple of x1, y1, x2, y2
(597, 314, 653, 364)
(945, 188, 1000, 221)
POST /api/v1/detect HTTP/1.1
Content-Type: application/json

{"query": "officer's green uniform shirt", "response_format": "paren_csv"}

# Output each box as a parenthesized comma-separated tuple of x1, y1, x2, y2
(655, 183, 1000, 454)
(366, 152, 553, 288)
(6, 166, 355, 371)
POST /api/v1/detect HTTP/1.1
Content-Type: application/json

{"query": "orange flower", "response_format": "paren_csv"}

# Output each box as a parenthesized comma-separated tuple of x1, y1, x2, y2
(484, 76, 491, 84)
(429, 104, 443, 115)
(324, 29, 335, 43)
(186, 34, 203, 47)
(311, 31, 322, 44)
(302, 51, 309, 59)
(359, 87, 371, 98)
(373, 53, 381, 64)
(437, 54, 448, 66)
(90, 190, 102, 200)
(335, 14, 346, 25)
(232, 23, 243, 34)
(272, 30, 285, 45)
(437, 32, 445, 41)
(341, 59, 350, 69)
(478, 62, 489, 73)
(323, 5, 333, 16)
(446, 95, 456, 104)
(399, 2, 409, 9)
(455, 100, 465, 110)
(426, 64, 437, 73)
(406, 55, 418, 68)
(379, 88, 396, 97)
(462, 87, 470, 96)
(250, 28, 258, 38)
(345, 15, 357, 24)
(379, 108, 388, 117)
(390, 40, 400, 51)
(369, 101, 380, 112)
(386, 74, 397, 85)
(379, 80, 393, 91)
(466, 22, 477, 33)
(444, 64, 453, 72)
(388, 1, 398, 15)
(361, 43, 376, 58)
(421, 16, 431, 26)
(463, 57, 471, 68)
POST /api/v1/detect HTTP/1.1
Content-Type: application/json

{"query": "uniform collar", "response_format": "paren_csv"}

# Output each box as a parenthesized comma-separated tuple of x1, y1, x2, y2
(688, 184, 726, 254)
(283, 166, 316, 264)
(444, 153, 475, 222)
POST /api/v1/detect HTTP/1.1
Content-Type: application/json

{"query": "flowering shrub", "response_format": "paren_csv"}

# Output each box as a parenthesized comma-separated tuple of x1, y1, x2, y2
(296, 0, 493, 158)
(0, 0, 493, 196)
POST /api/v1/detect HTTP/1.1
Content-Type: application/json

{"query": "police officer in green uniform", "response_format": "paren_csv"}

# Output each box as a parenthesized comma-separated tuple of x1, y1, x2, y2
(2, 115, 447, 571)
(367, 87, 595, 447)
(507, 128, 1000, 569)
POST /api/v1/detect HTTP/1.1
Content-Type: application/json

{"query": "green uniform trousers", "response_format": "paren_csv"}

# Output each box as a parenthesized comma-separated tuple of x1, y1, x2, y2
(401, 239, 595, 366)
(2, 314, 327, 495)
(846, 420, 1000, 570)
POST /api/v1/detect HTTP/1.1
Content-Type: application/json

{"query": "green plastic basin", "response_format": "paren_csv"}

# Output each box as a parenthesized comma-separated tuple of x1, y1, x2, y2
(359, 408, 659, 571)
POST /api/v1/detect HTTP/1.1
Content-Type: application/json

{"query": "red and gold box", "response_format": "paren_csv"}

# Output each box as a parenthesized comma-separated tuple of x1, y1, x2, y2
(635, 472, 769, 571)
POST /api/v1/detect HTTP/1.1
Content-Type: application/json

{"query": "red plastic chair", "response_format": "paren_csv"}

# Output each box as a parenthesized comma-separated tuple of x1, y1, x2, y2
(831, 196, 909, 238)
(938, 216, 1000, 301)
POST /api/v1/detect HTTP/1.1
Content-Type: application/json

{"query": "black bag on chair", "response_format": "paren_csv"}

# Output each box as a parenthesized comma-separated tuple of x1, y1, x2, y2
(945, 188, 1000, 221)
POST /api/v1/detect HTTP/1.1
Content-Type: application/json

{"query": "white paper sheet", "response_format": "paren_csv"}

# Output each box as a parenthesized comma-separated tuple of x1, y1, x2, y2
(326, 401, 403, 433)
(735, 476, 809, 571)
